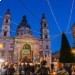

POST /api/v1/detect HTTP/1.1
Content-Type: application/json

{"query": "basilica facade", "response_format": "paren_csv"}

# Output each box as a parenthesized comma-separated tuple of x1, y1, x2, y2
(0, 9, 51, 63)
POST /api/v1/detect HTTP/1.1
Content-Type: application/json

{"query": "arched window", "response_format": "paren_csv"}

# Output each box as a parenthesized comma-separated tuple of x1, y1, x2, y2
(21, 33, 22, 35)
(6, 19, 8, 23)
(4, 31, 7, 36)
(5, 27, 7, 29)
(44, 23, 46, 27)
(46, 45, 48, 49)
(45, 35, 48, 39)
(23, 44, 31, 49)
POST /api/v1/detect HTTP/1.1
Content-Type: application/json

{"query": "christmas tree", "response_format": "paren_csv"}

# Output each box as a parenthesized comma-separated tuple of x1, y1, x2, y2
(59, 32, 74, 63)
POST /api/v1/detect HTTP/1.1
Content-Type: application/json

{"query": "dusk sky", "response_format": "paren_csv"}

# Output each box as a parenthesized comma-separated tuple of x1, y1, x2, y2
(0, 0, 75, 53)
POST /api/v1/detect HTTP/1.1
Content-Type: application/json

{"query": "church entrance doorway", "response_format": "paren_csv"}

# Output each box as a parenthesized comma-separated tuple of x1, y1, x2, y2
(21, 44, 33, 63)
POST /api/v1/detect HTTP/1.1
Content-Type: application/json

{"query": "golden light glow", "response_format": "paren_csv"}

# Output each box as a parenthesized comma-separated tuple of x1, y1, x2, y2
(71, 48, 75, 54)
(0, 44, 3, 49)
(72, 49, 75, 54)
(25, 63, 27, 65)
(53, 72, 57, 75)
(54, 58, 57, 61)
(29, 63, 33, 66)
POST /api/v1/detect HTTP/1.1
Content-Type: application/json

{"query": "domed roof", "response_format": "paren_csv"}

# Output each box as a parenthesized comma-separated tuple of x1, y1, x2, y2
(16, 15, 32, 36)
(17, 15, 31, 29)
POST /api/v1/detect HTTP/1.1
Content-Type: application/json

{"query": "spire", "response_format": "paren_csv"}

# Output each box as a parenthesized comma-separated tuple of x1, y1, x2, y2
(17, 15, 32, 35)
(22, 15, 27, 22)
(6, 9, 10, 14)
(42, 13, 46, 19)
(18, 15, 31, 28)
(2, 9, 11, 37)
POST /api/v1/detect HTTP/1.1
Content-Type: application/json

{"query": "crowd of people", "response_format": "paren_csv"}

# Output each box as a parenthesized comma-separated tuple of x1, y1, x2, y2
(0, 60, 75, 75)
(0, 60, 50, 75)
(51, 62, 75, 75)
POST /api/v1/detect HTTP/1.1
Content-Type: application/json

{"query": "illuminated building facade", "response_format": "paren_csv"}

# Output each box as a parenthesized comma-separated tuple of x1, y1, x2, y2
(0, 9, 51, 63)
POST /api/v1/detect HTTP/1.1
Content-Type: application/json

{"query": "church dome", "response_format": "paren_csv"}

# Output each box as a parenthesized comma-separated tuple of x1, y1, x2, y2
(16, 16, 32, 36)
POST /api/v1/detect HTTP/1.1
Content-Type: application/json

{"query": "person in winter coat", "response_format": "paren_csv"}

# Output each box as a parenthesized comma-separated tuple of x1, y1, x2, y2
(7, 64, 15, 75)
(71, 63, 75, 75)
(51, 63, 54, 72)
(35, 60, 50, 75)
(30, 65, 35, 75)
(1, 62, 9, 75)
(56, 62, 69, 75)
(26, 63, 31, 75)
(1, 65, 7, 75)
(19, 63, 26, 75)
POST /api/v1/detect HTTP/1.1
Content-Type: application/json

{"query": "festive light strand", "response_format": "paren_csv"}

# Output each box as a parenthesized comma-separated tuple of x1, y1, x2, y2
(66, 0, 74, 32)
(46, 0, 62, 33)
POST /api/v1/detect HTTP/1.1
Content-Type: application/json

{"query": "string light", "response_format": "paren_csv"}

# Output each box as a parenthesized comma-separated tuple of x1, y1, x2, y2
(66, 0, 74, 32)
(46, 0, 62, 33)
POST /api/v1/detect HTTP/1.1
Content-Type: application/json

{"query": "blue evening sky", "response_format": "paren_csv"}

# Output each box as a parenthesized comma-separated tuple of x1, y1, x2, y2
(0, 0, 75, 53)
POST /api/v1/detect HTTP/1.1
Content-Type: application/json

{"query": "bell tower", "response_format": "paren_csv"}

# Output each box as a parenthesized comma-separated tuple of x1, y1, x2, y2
(41, 14, 51, 58)
(1, 9, 11, 37)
